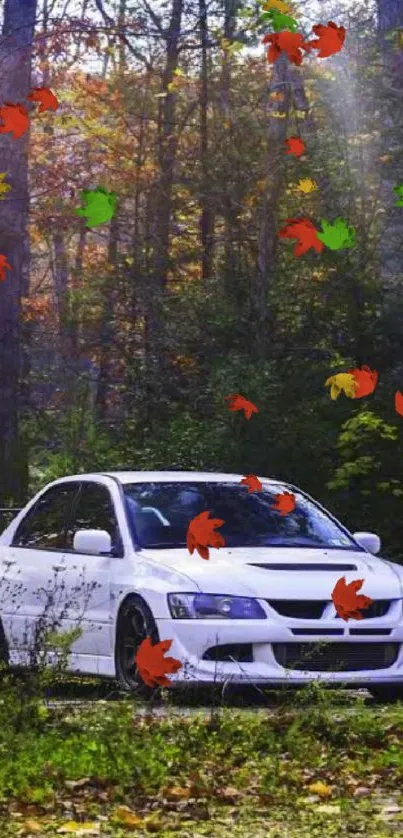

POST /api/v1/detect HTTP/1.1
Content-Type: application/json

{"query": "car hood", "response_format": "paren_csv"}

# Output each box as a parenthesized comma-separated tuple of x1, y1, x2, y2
(139, 546, 403, 599)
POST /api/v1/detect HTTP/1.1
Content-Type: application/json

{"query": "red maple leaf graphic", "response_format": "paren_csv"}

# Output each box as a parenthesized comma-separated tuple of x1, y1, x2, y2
(27, 86, 59, 113)
(0, 254, 11, 281)
(0, 102, 30, 139)
(284, 136, 306, 157)
(278, 217, 324, 256)
(307, 22, 346, 58)
(135, 637, 182, 687)
(263, 31, 311, 66)
(186, 510, 225, 560)
(331, 577, 373, 621)
(395, 390, 403, 416)
(271, 491, 296, 515)
(225, 393, 259, 419)
(240, 475, 263, 493)
(347, 365, 378, 398)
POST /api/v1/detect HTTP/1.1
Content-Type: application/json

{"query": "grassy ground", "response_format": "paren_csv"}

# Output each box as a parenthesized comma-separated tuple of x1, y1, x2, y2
(0, 675, 402, 836)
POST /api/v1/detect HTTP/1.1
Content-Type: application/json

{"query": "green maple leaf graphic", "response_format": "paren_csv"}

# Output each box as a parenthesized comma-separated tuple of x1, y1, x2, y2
(75, 187, 117, 227)
(317, 217, 356, 251)
(258, 10, 299, 32)
(393, 184, 403, 206)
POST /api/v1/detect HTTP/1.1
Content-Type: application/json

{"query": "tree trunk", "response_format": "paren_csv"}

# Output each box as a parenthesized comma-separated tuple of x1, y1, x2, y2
(0, 0, 37, 504)
(199, 0, 214, 281)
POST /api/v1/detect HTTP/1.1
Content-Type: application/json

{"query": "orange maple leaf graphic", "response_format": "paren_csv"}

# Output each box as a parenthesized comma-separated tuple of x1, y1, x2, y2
(0, 102, 30, 139)
(0, 254, 11, 281)
(307, 21, 346, 58)
(331, 577, 373, 621)
(225, 393, 259, 419)
(240, 474, 263, 493)
(271, 491, 296, 515)
(395, 390, 403, 416)
(27, 86, 59, 113)
(263, 31, 311, 66)
(278, 217, 324, 256)
(135, 637, 182, 687)
(347, 365, 378, 398)
(284, 136, 306, 157)
(186, 511, 225, 560)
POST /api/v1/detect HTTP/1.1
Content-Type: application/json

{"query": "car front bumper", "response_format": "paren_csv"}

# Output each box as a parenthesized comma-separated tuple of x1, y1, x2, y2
(155, 614, 403, 685)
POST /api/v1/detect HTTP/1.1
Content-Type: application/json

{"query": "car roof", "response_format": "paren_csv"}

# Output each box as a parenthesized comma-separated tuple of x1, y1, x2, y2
(54, 471, 285, 486)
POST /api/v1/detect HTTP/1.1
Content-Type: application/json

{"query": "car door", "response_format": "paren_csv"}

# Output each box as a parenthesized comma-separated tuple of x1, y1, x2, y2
(1, 482, 81, 665)
(59, 481, 122, 660)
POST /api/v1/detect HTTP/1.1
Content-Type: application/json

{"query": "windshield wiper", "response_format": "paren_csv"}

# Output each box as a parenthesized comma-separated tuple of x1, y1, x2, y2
(141, 542, 187, 549)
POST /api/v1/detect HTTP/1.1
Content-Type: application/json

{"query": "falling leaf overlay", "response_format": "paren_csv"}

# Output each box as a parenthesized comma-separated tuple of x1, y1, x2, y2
(392, 184, 403, 206)
(187, 510, 226, 560)
(240, 474, 263, 493)
(284, 136, 306, 157)
(297, 177, 318, 193)
(135, 637, 182, 687)
(395, 390, 403, 416)
(0, 102, 30, 139)
(307, 22, 346, 58)
(75, 187, 117, 227)
(262, 10, 299, 32)
(278, 217, 324, 256)
(0, 254, 11, 281)
(316, 217, 356, 250)
(348, 365, 378, 398)
(263, 31, 311, 66)
(271, 491, 296, 515)
(0, 173, 11, 199)
(325, 372, 357, 400)
(262, 0, 294, 14)
(27, 86, 59, 113)
(225, 393, 259, 419)
(331, 577, 373, 621)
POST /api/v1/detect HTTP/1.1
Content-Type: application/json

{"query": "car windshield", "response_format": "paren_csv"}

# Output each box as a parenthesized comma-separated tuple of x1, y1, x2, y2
(122, 481, 361, 551)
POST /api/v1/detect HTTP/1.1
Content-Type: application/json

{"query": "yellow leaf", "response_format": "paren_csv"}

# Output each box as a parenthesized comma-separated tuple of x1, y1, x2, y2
(307, 781, 333, 797)
(296, 178, 318, 194)
(112, 806, 143, 827)
(0, 173, 11, 199)
(262, 0, 294, 14)
(164, 785, 191, 799)
(57, 823, 100, 836)
(270, 112, 287, 118)
(22, 820, 42, 834)
(325, 373, 357, 401)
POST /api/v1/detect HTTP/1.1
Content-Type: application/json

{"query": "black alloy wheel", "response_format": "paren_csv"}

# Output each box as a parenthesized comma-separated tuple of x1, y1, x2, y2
(115, 596, 160, 697)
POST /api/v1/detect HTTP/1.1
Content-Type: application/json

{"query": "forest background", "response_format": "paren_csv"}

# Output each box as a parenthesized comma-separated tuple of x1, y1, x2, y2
(1, 0, 403, 562)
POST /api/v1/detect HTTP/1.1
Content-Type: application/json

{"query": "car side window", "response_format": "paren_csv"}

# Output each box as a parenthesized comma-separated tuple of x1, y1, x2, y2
(11, 484, 81, 550)
(65, 483, 121, 554)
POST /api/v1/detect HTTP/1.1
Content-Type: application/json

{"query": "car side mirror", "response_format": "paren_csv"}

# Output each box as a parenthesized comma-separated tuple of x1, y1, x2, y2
(353, 531, 381, 555)
(73, 529, 112, 555)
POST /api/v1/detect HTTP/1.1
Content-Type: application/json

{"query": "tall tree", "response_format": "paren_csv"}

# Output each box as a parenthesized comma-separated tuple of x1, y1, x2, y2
(0, 0, 38, 505)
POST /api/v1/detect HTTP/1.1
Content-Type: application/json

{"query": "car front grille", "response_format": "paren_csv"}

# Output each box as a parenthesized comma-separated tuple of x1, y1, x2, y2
(273, 642, 399, 672)
(202, 643, 253, 663)
(267, 599, 392, 620)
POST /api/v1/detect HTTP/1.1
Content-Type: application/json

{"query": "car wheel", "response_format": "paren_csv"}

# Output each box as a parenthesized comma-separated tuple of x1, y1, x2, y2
(369, 685, 403, 703)
(115, 595, 160, 697)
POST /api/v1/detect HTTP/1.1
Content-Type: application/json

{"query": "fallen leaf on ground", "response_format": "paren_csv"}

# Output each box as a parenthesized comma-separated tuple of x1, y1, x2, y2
(307, 781, 333, 797)
(112, 806, 143, 827)
(57, 823, 100, 836)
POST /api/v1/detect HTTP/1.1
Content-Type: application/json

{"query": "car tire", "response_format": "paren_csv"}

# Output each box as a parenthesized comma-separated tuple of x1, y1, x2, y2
(115, 595, 160, 698)
(369, 685, 403, 703)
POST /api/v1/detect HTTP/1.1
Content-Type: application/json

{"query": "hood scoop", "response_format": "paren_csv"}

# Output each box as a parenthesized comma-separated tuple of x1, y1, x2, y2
(248, 563, 358, 572)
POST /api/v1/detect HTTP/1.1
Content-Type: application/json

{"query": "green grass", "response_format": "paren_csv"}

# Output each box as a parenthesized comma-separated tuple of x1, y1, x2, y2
(0, 674, 401, 836)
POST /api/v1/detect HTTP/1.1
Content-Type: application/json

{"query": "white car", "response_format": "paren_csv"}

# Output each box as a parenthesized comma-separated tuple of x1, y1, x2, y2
(0, 471, 402, 701)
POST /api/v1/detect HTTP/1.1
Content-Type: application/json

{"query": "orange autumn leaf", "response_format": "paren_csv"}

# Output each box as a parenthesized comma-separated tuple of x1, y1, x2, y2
(278, 217, 324, 256)
(348, 365, 378, 398)
(27, 86, 59, 113)
(225, 393, 259, 419)
(307, 21, 346, 58)
(270, 91, 285, 101)
(0, 102, 30, 139)
(0, 254, 11, 280)
(135, 637, 182, 687)
(186, 510, 225, 560)
(395, 390, 403, 416)
(271, 491, 296, 515)
(284, 136, 306, 157)
(331, 577, 373, 621)
(263, 31, 311, 66)
(240, 474, 263, 493)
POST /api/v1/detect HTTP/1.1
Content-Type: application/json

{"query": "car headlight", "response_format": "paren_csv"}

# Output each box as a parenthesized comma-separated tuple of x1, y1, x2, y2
(167, 593, 267, 619)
